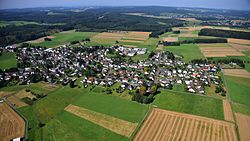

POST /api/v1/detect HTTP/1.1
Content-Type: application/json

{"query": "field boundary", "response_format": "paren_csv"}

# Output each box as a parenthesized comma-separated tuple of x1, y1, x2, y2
(129, 104, 153, 141)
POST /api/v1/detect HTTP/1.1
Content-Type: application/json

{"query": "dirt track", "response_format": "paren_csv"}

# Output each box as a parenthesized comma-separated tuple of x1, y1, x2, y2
(235, 113, 250, 141)
(134, 108, 238, 141)
(223, 100, 234, 122)
(0, 103, 25, 141)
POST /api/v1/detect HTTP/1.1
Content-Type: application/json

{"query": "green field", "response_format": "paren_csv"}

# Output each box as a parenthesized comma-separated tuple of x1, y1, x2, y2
(233, 103, 250, 116)
(163, 44, 205, 62)
(0, 52, 17, 69)
(153, 91, 224, 120)
(225, 76, 250, 107)
(17, 85, 148, 140)
(0, 21, 40, 27)
(33, 30, 98, 48)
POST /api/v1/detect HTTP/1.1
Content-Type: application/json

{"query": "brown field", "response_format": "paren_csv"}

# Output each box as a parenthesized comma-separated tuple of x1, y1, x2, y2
(200, 47, 245, 57)
(223, 100, 234, 122)
(162, 37, 178, 42)
(235, 113, 250, 141)
(93, 31, 151, 44)
(0, 103, 25, 141)
(134, 108, 237, 141)
(228, 38, 250, 45)
(65, 104, 138, 137)
(15, 89, 36, 99)
(27, 36, 55, 43)
(6, 95, 27, 108)
(224, 69, 250, 78)
(179, 33, 198, 37)
(198, 43, 230, 48)
(229, 43, 250, 51)
(0, 91, 12, 98)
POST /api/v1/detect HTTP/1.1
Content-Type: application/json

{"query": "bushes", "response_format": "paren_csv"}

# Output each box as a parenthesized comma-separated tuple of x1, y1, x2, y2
(199, 28, 250, 40)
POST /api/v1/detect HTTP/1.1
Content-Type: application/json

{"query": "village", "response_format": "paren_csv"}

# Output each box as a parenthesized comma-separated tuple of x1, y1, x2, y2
(0, 44, 222, 97)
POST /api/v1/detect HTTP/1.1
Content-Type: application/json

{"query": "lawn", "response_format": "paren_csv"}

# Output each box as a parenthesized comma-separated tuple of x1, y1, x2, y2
(33, 30, 98, 48)
(153, 90, 224, 120)
(163, 44, 205, 62)
(224, 76, 250, 107)
(0, 52, 17, 69)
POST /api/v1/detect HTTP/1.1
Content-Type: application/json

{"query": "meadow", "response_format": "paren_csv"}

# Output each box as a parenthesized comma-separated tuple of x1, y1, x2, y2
(0, 52, 17, 69)
(153, 90, 224, 120)
(163, 44, 205, 62)
(224, 76, 250, 107)
(33, 30, 97, 48)
(16, 86, 148, 141)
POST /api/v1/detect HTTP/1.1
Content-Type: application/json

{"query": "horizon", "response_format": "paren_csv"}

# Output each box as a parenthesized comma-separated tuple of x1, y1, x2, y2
(0, 0, 250, 11)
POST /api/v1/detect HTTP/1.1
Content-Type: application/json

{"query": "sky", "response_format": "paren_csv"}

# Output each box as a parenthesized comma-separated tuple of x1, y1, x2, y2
(0, 0, 250, 11)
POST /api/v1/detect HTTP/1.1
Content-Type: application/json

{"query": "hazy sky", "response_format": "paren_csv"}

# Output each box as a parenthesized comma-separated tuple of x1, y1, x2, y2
(0, 0, 250, 10)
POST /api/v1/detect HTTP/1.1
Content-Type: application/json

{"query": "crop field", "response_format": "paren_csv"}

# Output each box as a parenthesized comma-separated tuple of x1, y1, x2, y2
(164, 44, 205, 62)
(162, 37, 178, 42)
(200, 47, 245, 57)
(65, 104, 137, 137)
(228, 38, 250, 45)
(224, 76, 250, 107)
(235, 113, 250, 141)
(224, 69, 250, 78)
(0, 52, 17, 70)
(223, 100, 234, 122)
(0, 103, 25, 141)
(153, 91, 224, 120)
(92, 31, 150, 45)
(229, 43, 250, 51)
(32, 30, 97, 48)
(6, 95, 28, 108)
(134, 108, 237, 141)
(198, 43, 230, 48)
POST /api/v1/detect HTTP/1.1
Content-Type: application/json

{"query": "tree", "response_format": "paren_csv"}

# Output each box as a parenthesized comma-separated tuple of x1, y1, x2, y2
(139, 86, 146, 95)
(115, 41, 119, 44)
(150, 85, 158, 95)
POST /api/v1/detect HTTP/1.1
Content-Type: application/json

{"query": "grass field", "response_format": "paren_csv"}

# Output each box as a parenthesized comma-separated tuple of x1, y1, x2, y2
(233, 103, 250, 116)
(0, 52, 17, 69)
(33, 30, 97, 48)
(163, 44, 205, 62)
(153, 90, 224, 120)
(17, 85, 148, 140)
(225, 76, 250, 107)
(0, 20, 40, 27)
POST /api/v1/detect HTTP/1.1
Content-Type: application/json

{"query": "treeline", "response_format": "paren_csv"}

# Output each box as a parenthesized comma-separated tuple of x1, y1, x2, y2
(191, 58, 246, 68)
(199, 28, 250, 40)
(181, 38, 227, 44)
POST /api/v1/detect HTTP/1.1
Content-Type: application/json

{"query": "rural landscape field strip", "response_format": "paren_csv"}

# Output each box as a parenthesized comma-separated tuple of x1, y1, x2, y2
(228, 38, 250, 45)
(200, 47, 245, 57)
(235, 113, 250, 141)
(64, 104, 138, 137)
(0, 103, 25, 141)
(134, 108, 238, 141)
(223, 100, 235, 122)
(229, 43, 250, 51)
(224, 69, 250, 78)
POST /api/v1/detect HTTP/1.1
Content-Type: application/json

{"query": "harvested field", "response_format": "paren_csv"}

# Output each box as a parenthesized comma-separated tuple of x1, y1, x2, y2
(235, 113, 250, 141)
(119, 40, 144, 43)
(224, 69, 250, 78)
(134, 108, 237, 141)
(198, 43, 230, 48)
(223, 100, 234, 122)
(0, 102, 25, 141)
(162, 37, 178, 42)
(28, 36, 55, 43)
(229, 43, 250, 51)
(65, 104, 138, 137)
(228, 38, 250, 45)
(6, 95, 27, 108)
(200, 47, 245, 57)
(179, 33, 198, 37)
(0, 91, 12, 98)
(94, 31, 151, 42)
